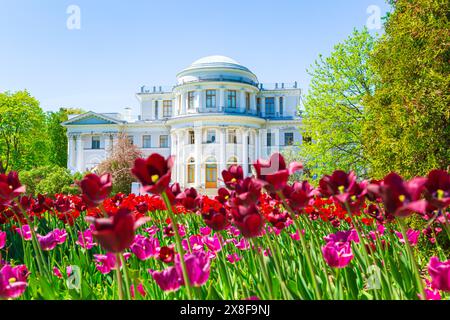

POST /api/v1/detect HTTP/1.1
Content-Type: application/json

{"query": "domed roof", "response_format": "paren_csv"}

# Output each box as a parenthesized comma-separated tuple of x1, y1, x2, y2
(179, 55, 253, 74)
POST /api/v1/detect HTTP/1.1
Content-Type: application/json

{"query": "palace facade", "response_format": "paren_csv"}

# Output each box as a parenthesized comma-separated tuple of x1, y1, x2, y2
(63, 55, 302, 189)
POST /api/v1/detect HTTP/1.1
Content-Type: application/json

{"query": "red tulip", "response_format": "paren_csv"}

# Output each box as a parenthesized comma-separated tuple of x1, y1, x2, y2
(424, 169, 450, 210)
(231, 205, 264, 238)
(87, 207, 150, 253)
(0, 171, 25, 205)
(254, 153, 302, 192)
(367, 173, 427, 217)
(132, 154, 174, 194)
(222, 165, 244, 189)
(175, 188, 200, 211)
(79, 173, 112, 208)
(202, 207, 230, 231)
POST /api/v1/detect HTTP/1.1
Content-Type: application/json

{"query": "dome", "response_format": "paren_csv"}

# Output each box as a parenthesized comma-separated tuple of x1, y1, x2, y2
(191, 55, 241, 67)
(176, 55, 258, 85)
(179, 55, 253, 73)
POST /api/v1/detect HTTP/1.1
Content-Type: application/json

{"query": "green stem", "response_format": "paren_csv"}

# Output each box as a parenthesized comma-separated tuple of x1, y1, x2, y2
(119, 253, 131, 300)
(115, 255, 124, 300)
(278, 192, 322, 300)
(161, 191, 193, 299)
(398, 218, 426, 300)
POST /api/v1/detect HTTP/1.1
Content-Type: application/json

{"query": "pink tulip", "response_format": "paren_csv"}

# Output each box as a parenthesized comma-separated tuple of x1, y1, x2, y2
(203, 234, 222, 252)
(182, 235, 204, 252)
(130, 234, 160, 260)
(76, 226, 97, 250)
(322, 241, 353, 268)
(324, 229, 359, 244)
(227, 253, 241, 264)
(0, 264, 29, 299)
(395, 229, 420, 246)
(37, 229, 67, 251)
(149, 266, 182, 292)
(0, 231, 6, 249)
(15, 225, 32, 241)
(428, 256, 450, 292)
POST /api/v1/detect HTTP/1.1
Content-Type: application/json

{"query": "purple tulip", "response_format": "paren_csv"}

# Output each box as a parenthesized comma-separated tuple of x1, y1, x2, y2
(176, 251, 211, 287)
(37, 229, 67, 251)
(0, 231, 6, 250)
(15, 225, 32, 241)
(76, 226, 97, 250)
(322, 241, 354, 268)
(0, 264, 29, 299)
(324, 229, 360, 244)
(130, 234, 160, 260)
(149, 266, 182, 292)
(395, 229, 420, 246)
(428, 256, 450, 292)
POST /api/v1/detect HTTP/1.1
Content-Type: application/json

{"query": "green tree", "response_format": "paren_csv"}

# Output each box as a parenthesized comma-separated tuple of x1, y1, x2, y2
(46, 107, 84, 167)
(20, 165, 80, 196)
(363, 0, 450, 179)
(0, 90, 49, 172)
(299, 28, 376, 179)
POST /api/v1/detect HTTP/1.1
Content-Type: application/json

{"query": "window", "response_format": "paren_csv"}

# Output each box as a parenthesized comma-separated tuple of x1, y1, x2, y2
(163, 100, 172, 117)
(160, 135, 169, 148)
(142, 135, 151, 148)
(227, 156, 238, 168)
(206, 129, 216, 144)
(246, 92, 250, 111)
(227, 90, 236, 108)
(265, 97, 275, 115)
(188, 91, 195, 109)
(155, 101, 159, 119)
(206, 90, 216, 108)
(92, 136, 100, 149)
(188, 130, 195, 144)
(256, 98, 261, 113)
(267, 132, 273, 147)
(284, 132, 294, 146)
(279, 97, 284, 115)
(127, 136, 134, 145)
(228, 129, 237, 144)
(187, 158, 195, 183)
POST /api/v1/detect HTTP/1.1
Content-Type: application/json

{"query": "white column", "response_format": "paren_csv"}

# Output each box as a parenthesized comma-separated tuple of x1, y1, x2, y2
(251, 93, 256, 114)
(194, 127, 202, 188)
(219, 88, 225, 111)
(275, 96, 280, 117)
(219, 127, 226, 185)
(76, 135, 84, 172)
(260, 129, 267, 159)
(176, 131, 185, 187)
(260, 97, 266, 117)
(67, 134, 76, 171)
(242, 129, 249, 177)
(181, 92, 186, 115)
(273, 128, 280, 153)
(255, 129, 260, 160)
(195, 90, 202, 111)
(104, 134, 111, 156)
(170, 132, 177, 182)
(240, 90, 246, 113)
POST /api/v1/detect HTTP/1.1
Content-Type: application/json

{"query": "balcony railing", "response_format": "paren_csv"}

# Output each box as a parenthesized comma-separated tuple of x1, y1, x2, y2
(138, 81, 300, 94)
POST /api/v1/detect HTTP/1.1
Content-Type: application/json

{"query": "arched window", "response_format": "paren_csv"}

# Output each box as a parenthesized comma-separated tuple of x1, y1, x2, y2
(227, 156, 238, 168)
(187, 158, 195, 183)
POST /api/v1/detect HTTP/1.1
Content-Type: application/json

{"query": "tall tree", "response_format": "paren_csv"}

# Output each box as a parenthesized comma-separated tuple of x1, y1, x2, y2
(46, 107, 84, 167)
(299, 28, 376, 179)
(363, 0, 450, 179)
(0, 90, 49, 172)
(97, 131, 143, 194)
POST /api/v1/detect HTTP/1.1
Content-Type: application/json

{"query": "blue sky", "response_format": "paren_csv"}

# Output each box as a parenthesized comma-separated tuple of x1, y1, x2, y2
(0, 0, 391, 115)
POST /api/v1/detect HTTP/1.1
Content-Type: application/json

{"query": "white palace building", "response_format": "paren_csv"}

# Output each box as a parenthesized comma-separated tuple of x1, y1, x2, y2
(63, 55, 302, 189)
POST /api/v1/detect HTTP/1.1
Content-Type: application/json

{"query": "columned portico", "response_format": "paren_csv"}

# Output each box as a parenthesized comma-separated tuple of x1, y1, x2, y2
(63, 55, 302, 189)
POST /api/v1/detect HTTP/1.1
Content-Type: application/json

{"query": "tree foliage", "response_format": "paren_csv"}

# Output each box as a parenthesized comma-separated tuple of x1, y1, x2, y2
(46, 107, 84, 167)
(97, 131, 143, 194)
(0, 90, 49, 172)
(299, 28, 376, 179)
(363, 0, 450, 179)
(20, 165, 80, 196)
